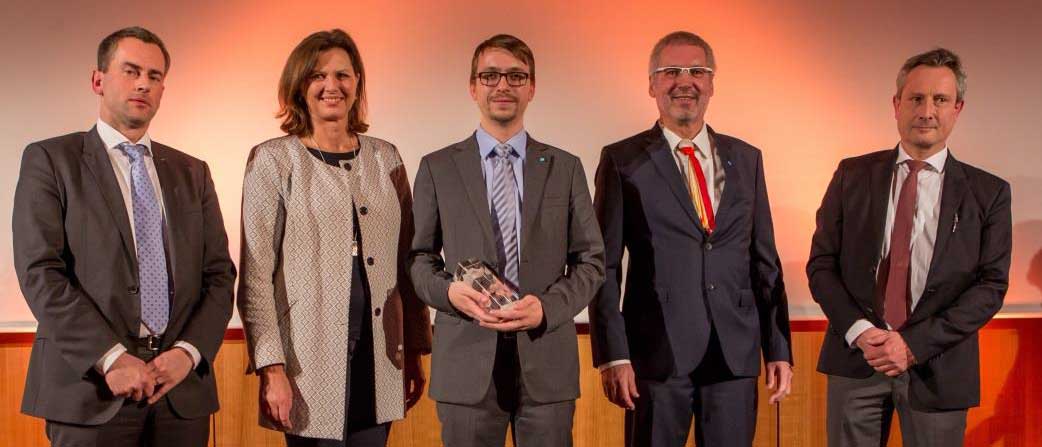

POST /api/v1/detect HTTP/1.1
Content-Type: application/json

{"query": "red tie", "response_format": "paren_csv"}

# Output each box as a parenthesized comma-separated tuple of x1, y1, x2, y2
(882, 159, 927, 329)
(677, 141, 715, 233)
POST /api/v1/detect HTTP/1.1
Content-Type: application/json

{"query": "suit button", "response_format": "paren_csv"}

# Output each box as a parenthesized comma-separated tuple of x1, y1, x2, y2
(359, 206, 368, 215)
(344, 163, 352, 171)
(128, 286, 139, 295)
(704, 242, 713, 251)
(366, 257, 375, 266)
(707, 284, 716, 291)
(374, 307, 381, 317)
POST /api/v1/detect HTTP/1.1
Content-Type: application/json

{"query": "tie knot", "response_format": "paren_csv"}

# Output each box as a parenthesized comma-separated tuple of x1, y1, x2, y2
(118, 142, 149, 161)
(676, 140, 698, 157)
(494, 144, 515, 160)
(906, 159, 928, 173)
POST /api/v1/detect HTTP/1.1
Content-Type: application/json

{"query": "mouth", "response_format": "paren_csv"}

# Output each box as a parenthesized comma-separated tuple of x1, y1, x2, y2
(128, 98, 150, 107)
(319, 96, 344, 106)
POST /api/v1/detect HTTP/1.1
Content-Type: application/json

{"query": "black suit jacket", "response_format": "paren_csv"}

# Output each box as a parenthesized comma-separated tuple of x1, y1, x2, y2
(590, 124, 792, 380)
(808, 148, 1011, 410)
(13, 127, 236, 424)
(408, 133, 605, 404)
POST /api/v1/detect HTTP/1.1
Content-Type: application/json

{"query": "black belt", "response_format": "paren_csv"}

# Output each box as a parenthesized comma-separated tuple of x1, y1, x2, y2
(131, 334, 163, 352)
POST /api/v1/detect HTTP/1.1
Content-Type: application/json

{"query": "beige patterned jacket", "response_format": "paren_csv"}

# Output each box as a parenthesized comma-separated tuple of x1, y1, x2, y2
(237, 134, 431, 439)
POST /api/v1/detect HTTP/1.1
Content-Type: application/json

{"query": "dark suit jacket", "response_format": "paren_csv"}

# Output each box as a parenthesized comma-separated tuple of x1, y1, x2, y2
(408, 133, 605, 405)
(13, 127, 236, 424)
(590, 124, 792, 380)
(808, 147, 1011, 410)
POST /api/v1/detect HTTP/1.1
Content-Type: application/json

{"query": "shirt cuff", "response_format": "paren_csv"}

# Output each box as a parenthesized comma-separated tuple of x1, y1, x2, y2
(97, 343, 128, 374)
(845, 319, 877, 348)
(173, 341, 202, 369)
(597, 359, 631, 371)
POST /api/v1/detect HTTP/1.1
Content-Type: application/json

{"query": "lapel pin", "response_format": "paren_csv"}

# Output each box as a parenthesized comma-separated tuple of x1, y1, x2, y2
(539, 156, 546, 163)
(726, 160, 733, 167)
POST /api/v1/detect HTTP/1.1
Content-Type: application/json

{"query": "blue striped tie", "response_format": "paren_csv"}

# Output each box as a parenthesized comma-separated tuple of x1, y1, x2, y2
(491, 144, 519, 286)
(118, 143, 170, 333)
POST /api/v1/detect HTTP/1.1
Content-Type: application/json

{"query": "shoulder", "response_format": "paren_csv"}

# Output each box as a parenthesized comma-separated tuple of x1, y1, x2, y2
(711, 131, 761, 157)
(359, 134, 403, 163)
(25, 131, 90, 157)
(532, 140, 581, 167)
(954, 157, 1009, 193)
(603, 127, 658, 154)
(836, 149, 893, 171)
(151, 140, 207, 168)
(419, 139, 467, 166)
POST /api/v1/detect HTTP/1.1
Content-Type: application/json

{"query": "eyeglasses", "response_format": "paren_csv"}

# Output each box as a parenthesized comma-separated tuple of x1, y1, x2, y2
(475, 71, 531, 87)
(651, 66, 715, 79)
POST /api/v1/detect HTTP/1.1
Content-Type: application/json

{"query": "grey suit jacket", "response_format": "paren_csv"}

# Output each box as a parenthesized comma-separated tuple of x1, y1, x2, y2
(13, 127, 236, 424)
(409, 133, 605, 404)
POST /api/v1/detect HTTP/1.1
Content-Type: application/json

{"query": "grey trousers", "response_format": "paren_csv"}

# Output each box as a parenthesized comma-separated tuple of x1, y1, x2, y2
(436, 335, 575, 447)
(827, 372, 967, 447)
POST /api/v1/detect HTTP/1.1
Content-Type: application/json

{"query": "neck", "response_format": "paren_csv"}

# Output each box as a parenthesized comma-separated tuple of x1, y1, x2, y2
(479, 118, 524, 143)
(660, 118, 704, 140)
(901, 141, 946, 161)
(310, 120, 355, 152)
(100, 115, 147, 143)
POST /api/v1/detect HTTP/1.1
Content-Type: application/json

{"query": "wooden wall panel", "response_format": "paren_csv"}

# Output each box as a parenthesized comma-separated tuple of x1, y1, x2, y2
(2, 319, 1040, 447)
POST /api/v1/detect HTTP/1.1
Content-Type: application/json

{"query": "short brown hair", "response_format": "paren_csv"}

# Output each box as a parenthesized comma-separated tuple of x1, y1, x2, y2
(470, 34, 535, 84)
(649, 31, 716, 74)
(896, 48, 967, 102)
(277, 29, 368, 136)
(98, 27, 170, 73)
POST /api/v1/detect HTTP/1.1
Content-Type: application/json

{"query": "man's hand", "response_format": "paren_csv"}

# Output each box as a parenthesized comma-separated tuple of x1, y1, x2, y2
(482, 295, 544, 331)
(447, 281, 498, 323)
(146, 348, 194, 404)
(404, 353, 426, 411)
(765, 361, 793, 404)
(259, 364, 294, 430)
(105, 353, 156, 401)
(863, 331, 917, 376)
(600, 363, 640, 410)
(854, 327, 888, 353)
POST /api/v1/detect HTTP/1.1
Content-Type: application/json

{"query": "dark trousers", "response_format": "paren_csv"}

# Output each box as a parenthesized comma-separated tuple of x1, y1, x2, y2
(45, 343, 209, 447)
(827, 372, 967, 447)
(626, 330, 758, 447)
(436, 334, 575, 447)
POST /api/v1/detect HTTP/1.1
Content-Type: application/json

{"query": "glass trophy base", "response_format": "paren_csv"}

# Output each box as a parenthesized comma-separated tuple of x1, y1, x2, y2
(454, 258, 521, 310)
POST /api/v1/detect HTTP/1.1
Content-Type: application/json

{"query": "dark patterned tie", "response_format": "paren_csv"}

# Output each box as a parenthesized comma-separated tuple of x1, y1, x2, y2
(491, 144, 519, 286)
(883, 159, 927, 329)
(118, 142, 170, 333)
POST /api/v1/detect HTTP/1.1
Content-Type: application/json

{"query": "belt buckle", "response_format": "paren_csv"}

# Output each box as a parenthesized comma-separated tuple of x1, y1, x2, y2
(145, 335, 161, 352)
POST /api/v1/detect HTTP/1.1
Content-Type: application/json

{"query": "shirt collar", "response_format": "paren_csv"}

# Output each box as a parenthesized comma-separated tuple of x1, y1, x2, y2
(96, 118, 153, 154)
(660, 121, 711, 155)
(476, 125, 527, 160)
(897, 143, 948, 173)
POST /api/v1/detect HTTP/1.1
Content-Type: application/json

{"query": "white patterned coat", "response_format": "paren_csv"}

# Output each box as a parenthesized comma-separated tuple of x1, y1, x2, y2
(237, 134, 431, 439)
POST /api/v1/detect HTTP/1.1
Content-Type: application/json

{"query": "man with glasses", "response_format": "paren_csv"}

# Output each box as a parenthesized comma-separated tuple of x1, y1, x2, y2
(409, 34, 604, 446)
(589, 31, 793, 447)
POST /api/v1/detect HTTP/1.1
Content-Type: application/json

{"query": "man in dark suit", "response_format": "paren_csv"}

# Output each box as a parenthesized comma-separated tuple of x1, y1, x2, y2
(12, 27, 236, 446)
(589, 31, 793, 447)
(409, 34, 604, 446)
(807, 48, 1012, 446)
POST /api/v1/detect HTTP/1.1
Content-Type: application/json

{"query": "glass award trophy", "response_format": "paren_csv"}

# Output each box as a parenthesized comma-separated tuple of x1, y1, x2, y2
(454, 258, 521, 310)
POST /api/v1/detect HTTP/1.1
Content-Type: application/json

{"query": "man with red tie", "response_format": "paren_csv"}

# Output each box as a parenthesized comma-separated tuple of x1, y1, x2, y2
(589, 31, 793, 447)
(807, 48, 1012, 446)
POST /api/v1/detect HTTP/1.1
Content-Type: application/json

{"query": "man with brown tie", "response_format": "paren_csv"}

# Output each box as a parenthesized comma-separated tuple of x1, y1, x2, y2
(590, 31, 793, 447)
(808, 48, 1012, 446)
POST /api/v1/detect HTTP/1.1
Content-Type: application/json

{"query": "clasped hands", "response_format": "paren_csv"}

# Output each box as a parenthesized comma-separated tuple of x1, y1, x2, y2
(104, 347, 194, 404)
(855, 327, 917, 377)
(447, 281, 544, 331)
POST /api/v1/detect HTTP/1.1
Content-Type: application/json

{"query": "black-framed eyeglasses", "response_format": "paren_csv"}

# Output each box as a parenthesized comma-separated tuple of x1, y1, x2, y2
(475, 71, 531, 87)
(651, 66, 714, 79)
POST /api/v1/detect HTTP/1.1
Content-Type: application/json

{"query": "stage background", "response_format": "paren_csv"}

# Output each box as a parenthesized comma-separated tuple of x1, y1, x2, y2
(2, 0, 1041, 328)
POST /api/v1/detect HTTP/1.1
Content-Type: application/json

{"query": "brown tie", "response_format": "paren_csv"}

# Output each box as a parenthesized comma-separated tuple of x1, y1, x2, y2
(882, 159, 927, 329)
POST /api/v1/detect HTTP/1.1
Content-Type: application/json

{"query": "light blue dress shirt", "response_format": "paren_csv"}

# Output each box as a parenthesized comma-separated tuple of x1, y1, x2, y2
(475, 126, 526, 254)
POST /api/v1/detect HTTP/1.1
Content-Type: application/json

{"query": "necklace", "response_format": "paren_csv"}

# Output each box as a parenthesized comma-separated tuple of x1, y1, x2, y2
(305, 135, 359, 169)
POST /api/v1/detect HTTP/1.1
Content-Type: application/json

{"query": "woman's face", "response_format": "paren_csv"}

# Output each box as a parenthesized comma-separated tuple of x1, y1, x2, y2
(305, 48, 358, 127)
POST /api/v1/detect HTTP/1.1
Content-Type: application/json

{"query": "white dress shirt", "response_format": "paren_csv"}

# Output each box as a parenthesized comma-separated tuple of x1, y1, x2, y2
(94, 119, 201, 373)
(845, 145, 948, 347)
(598, 122, 723, 371)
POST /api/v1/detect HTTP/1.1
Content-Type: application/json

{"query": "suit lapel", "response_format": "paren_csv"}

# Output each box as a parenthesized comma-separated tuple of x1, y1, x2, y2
(81, 127, 138, 271)
(922, 154, 967, 296)
(646, 125, 702, 233)
(867, 149, 898, 265)
(520, 138, 551, 255)
(452, 135, 497, 249)
(152, 144, 186, 320)
(709, 128, 738, 231)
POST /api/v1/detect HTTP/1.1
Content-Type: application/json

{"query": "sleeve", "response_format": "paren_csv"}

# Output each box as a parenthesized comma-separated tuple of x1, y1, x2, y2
(588, 148, 631, 367)
(748, 150, 793, 363)
(407, 157, 458, 315)
(391, 151, 432, 355)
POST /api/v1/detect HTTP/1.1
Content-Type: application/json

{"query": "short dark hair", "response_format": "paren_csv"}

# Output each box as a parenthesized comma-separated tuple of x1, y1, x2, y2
(896, 48, 967, 102)
(277, 29, 369, 136)
(470, 34, 535, 84)
(650, 31, 716, 74)
(97, 26, 170, 73)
